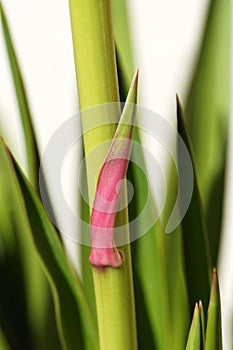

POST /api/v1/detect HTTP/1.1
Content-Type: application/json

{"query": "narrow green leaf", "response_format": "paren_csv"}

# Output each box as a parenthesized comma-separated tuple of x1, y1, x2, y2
(0, 3, 39, 190)
(205, 269, 222, 350)
(115, 21, 189, 348)
(185, 0, 231, 264)
(1, 4, 59, 251)
(199, 300, 206, 348)
(3, 141, 98, 350)
(186, 303, 202, 350)
(112, 0, 134, 82)
(177, 96, 212, 311)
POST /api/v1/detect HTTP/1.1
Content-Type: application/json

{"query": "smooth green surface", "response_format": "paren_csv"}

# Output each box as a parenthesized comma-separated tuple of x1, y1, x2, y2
(185, 0, 231, 264)
(177, 97, 212, 311)
(4, 142, 98, 350)
(186, 304, 202, 350)
(80, 173, 97, 328)
(205, 270, 222, 350)
(69, 1, 137, 349)
(69, 0, 120, 110)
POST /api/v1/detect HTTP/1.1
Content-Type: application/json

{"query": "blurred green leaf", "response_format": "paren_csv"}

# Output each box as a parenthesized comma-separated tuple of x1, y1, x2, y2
(185, 0, 231, 264)
(186, 303, 202, 350)
(177, 96, 212, 311)
(160, 156, 190, 350)
(0, 211, 31, 349)
(0, 139, 55, 349)
(116, 58, 173, 347)
(114, 5, 189, 347)
(1, 3, 39, 190)
(205, 269, 222, 350)
(0, 0, 60, 239)
(2, 141, 98, 350)
(3, 141, 98, 350)
(112, 0, 134, 84)
(128, 137, 172, 349)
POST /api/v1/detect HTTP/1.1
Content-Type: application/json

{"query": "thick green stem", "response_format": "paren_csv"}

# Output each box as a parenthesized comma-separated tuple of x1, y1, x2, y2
(68, 1, 137, 349)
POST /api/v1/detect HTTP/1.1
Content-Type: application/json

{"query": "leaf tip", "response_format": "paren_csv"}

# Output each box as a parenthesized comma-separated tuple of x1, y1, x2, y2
(198, 300, 203, 311)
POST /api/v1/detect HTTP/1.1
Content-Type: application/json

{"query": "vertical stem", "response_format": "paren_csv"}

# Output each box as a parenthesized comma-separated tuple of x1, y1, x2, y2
(68, 1, 137, 349)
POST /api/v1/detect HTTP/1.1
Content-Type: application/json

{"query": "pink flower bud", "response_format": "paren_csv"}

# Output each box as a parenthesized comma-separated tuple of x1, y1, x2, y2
(89, 69, 139, 268)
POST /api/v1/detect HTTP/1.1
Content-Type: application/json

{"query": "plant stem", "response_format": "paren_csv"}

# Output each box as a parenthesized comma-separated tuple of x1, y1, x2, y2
(68, 1, 137, 349)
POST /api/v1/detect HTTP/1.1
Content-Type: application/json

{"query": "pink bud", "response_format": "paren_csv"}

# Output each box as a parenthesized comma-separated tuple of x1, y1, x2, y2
(89, 69, 139, 268)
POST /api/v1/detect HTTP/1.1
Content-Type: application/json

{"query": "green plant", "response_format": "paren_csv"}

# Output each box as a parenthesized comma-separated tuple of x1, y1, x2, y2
(0, 0, 231, 349)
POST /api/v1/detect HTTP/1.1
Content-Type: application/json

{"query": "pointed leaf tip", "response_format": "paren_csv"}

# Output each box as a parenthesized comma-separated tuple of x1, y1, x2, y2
(89, 70, 139, 268)
(212, 267, 218, 287)
(198, 300, 205, 347)
(205, 268, 222, 350)
(186, 303, 201, 350)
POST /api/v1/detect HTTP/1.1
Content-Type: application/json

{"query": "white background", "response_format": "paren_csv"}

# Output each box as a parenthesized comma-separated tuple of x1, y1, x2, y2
(0, 0, 232, 348)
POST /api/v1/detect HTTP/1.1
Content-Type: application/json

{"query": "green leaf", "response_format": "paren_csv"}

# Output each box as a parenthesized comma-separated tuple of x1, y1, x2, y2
(3, 141, 98, 350)
(177, 96, 212, 311)
(205, 269, 222, 350)
(0, 3, 39, 190)
(186, 303, 202, 350)
(185, 0, 231, 264)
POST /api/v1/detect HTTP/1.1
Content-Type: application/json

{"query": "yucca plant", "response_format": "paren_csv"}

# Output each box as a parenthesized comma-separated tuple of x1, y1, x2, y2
(0, 0, 231, 349)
